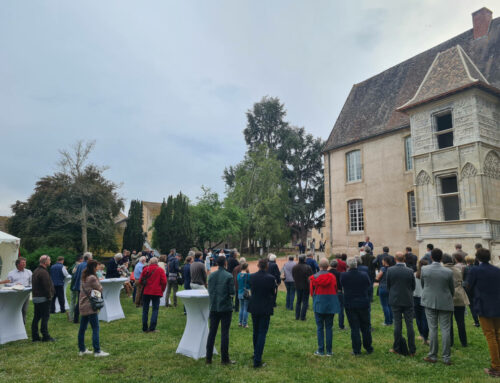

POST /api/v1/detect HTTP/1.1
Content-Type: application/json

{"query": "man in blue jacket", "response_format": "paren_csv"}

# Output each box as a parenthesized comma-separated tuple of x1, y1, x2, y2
(340, 257, 373, 356)
(49, 256, 69, 314)
(248, 258, 276, 368)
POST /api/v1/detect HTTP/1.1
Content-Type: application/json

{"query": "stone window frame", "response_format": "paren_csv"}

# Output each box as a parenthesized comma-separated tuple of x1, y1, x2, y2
(404, 135, 413, 171)
(436, 173, 461, 221)
(347, 199, 364, 233)
(432, 108, 454, 150)
(346, 149, 362, 183)
(407, 190, 417, 228)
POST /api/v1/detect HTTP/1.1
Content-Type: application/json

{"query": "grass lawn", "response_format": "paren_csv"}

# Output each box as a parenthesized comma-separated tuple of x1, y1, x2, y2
(0, 288, 493, 383)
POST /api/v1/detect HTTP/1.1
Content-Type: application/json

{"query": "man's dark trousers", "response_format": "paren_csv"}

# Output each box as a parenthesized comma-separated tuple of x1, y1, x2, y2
(32, 301, 51, 340)
(206, 311, 232, 362)
(50, 285, 66, 313)
(142, 295, 160, 331)
(251, 314, 270, 367)
(345, 307, 373, 354)
(391, 305, 416, 354)
(295, 289, 309, 320)
(285, 282, 295, 310)
(234, 295, 239, 313)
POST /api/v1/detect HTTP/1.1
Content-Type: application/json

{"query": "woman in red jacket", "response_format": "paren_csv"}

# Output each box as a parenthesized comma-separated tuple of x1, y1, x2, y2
(139, 257, 167, 333)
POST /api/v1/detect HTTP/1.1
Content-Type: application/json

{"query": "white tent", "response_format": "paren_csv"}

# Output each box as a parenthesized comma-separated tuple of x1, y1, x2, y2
(0, 231, 20, 281)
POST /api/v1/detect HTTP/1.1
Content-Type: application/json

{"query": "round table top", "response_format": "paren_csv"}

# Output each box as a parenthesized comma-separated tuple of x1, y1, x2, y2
(0, 286, 32, 294)
(177, 290, 209, 299)
(100, 277, 128, 284)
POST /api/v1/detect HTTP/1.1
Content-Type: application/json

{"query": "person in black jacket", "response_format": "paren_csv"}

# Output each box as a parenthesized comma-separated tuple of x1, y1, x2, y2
(268, 254, 280, 307)
(248, 259, 276, 368)
(106, 253, 122, 279)
(292, 254, 313, 321)
(404, 247, 418, 272)
(32, 255, 55, 342)
(387, 252, 416, 355)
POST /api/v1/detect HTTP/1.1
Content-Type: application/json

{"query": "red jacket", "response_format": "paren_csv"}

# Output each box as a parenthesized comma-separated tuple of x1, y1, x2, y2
(309, 272, 338, 297)
(139, 264, 167, 296)
(337, 259, 347, 273)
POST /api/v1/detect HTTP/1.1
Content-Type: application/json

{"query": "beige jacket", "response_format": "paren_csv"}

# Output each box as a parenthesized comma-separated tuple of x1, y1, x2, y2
(445, 264, 469, 307)
(79, 275, 103, 316)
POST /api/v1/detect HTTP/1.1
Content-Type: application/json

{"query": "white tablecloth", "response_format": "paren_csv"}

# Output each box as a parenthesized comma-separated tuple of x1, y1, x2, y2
(0, 287, 32, 344)
(176, 289, 216, 359)
(98, 278, 128, 322)
(55, 275, 71, 313)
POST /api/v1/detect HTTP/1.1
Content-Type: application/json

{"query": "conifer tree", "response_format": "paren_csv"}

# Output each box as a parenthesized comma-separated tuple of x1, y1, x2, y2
(122, 200, 145, 252)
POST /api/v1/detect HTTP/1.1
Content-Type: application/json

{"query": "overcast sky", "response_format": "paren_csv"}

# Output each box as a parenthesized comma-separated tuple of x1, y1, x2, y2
(0, 0, 494, 216)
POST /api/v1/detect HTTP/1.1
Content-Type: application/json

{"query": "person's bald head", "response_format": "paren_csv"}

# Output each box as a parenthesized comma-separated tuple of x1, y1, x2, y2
(150, 257, 159, 264)
(319, 258, 329, 270)
(395, 252, 405, 263)
(39, 255, 51, 267)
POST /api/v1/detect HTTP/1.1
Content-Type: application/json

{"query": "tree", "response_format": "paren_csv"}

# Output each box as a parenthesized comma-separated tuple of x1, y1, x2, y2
(8, 141, 123, 254)
(152, 196, 174, 254)
(122, 200, 145, 252)
(226, 145, 290, 253)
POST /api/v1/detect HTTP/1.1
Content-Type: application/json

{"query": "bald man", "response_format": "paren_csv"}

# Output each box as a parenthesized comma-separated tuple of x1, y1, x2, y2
(386, 251, 416, 355)
(32, 255, 55, 342)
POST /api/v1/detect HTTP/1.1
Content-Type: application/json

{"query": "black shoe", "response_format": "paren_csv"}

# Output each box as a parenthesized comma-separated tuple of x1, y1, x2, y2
(32, 338, 41, 342)
(42, 337, 56, 342)
(366, 348, 374, 354)
(351, 352, 361, 356)
(254, 362, 267, 368)
(206, 359, 212, 365)
(221, 360, 236, 365)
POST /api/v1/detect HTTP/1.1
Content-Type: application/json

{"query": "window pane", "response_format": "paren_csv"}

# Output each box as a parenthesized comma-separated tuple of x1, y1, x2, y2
(408, 191, 416, 228)
(405, 136, 413, 170)
(443, 195, 459, 221)
(438, 132, 454, 148)
(436, 113, 452, 131)
(346, 150, 361, 182)
(441, 176, 458, 194)
(348, 199, 364, 232)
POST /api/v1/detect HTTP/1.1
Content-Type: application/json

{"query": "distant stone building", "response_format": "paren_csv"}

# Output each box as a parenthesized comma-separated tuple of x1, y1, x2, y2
(323, 8, 499, 259)
(141, 201, 162, 243)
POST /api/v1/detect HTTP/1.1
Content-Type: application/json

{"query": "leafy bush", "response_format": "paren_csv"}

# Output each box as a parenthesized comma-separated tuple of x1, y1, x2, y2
(24, 247, 77, 271)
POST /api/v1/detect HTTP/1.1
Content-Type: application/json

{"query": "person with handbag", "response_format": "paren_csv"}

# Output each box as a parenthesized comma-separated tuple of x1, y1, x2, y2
(237, 263, 251, 327)
(166, 254, 181, 307)
(78, 259, 108, 357)
(139, 257, 167, 333)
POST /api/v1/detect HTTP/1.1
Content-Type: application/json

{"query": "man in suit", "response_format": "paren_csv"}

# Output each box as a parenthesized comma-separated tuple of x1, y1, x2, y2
(374, 247, 394, 271)
(422, 244, 434, 264)
(106, 253, 122, 278)
(292, 254, 313, 320)
(404, 247, 418, 272)
(340, 257, 373, 356)
(49, 256, 69, 314)
(387, 252, 416, 355)
(466, 248, 500, 377)
(421, 248, 454, 365)
(248, 258, 276, 368)
(268, 254, 281, 307)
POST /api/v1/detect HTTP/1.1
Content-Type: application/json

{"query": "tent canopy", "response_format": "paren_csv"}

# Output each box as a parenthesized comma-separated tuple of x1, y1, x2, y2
(0, 231, 20, 281)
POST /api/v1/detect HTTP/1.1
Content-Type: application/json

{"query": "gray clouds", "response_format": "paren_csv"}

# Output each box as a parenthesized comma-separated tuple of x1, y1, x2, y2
(0, 0, 492, 214)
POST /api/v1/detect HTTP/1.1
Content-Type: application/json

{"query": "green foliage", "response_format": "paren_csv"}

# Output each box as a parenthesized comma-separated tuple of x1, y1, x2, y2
(152, 193, 193, 256)
(23, 246, 76, 271)
(8, 141, 123, 255)
(191, 187, 246, 250)
(226, 145, 290, 251)
(122, 200, 145, 252)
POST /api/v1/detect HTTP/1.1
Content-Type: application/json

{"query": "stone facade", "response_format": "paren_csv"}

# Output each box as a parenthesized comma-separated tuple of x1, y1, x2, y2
(323, 129, 417, 256)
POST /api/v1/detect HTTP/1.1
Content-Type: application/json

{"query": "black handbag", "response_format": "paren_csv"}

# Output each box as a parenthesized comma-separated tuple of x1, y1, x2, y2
(176, 273, 184, 286)
(85, 287, 104, 311)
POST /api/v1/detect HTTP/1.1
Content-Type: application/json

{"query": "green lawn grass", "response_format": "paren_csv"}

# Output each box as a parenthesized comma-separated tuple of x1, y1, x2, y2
(0, 289, 493, 383)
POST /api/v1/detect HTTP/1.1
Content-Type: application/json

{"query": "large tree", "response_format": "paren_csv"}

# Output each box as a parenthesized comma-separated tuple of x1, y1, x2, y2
(8, 141, 123, 253)
(226, 145, 290, 253)
(122, 199, 145, 252)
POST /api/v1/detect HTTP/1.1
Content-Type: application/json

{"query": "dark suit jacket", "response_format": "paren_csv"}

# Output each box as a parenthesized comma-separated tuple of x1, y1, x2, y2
(387, 263, 415, 307)
(268, 261, 281, 285)
(467, 262, 500, 317)
(340, 269, 371, 309)
(106, 259, 120, 279)
(248, 270, 276, 316)
(405, 253, 418, 272)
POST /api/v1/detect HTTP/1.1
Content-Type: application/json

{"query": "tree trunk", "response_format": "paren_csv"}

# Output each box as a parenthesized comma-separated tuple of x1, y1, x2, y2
(81, 202, 88, 253)
(300, 226, 307, 245)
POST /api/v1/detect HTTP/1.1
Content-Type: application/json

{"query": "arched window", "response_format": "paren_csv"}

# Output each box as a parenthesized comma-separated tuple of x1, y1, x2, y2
(348, 199, 364, 232)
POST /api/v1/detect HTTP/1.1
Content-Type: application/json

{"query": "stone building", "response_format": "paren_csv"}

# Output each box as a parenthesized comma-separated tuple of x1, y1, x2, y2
(141, 201, 162, 243)
(323, 8, 499, 258)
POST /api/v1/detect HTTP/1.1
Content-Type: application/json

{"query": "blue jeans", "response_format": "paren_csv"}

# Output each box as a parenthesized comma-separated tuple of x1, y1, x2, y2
(285, 282, 295, 310)
(345, 307, 373, 354)
(315, 312, 334, 354)
(239, 298, 249, 325)
(414, 296, 429, 340)
(379, 286, 393, 325)
(251, 314, 270, 366)
(78, 313, 100, 352)
(338, 293, 345, 329)
(142, 295, 160, 331)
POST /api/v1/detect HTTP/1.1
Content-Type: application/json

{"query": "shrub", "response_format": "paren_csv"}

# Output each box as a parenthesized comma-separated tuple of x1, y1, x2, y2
(24, 247, 77, 271)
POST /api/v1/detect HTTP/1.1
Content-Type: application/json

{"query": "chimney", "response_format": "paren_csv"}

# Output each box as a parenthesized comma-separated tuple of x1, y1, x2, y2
(472, 7, 493, 39)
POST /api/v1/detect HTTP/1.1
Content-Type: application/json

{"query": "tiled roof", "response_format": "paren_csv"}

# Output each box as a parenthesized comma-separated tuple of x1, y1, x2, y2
(323, 16, 500, 152)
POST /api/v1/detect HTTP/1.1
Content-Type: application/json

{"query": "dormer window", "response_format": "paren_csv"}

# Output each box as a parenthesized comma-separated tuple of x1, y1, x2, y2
(435, 111, 454, 149)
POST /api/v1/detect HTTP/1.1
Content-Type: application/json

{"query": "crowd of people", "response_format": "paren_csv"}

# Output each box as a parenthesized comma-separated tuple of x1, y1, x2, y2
(1, 241, 500, 377)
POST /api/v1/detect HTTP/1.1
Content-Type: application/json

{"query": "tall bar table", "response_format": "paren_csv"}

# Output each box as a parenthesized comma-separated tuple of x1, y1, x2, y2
(55, 275, 71, 313)
(176, 289, 216, 359)
(0, 287, 32, 344)
(98, 278, 128, 322)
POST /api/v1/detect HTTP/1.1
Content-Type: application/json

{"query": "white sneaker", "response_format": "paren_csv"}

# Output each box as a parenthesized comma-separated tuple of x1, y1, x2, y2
(79, 349, 93, 356)
(94, 351, 110, 357)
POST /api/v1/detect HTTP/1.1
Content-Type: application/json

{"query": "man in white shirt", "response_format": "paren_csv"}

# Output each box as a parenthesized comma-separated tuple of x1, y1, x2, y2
(0, 257, 32, 323)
